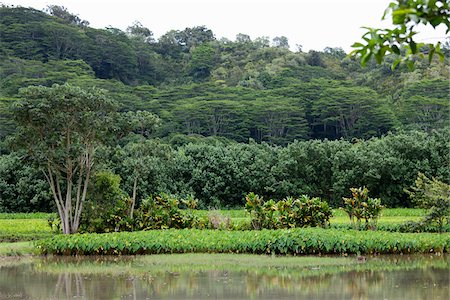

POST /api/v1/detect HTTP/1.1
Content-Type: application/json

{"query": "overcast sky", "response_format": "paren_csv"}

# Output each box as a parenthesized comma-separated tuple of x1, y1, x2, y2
(2, 0, 447, 52)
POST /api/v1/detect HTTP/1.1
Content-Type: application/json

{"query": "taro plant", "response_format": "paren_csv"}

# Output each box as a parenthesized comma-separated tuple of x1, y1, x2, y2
(342, 187, 383, 230)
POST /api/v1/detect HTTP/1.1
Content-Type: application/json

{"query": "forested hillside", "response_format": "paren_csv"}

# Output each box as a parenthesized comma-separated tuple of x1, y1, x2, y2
(1, 5, 449, 142)
(0, 5, 449, 212)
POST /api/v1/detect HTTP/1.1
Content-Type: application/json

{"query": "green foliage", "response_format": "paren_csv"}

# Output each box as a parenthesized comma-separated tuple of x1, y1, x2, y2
(1, 6, 449, 143)
(343, 187, 384, 230)
(136, 194, 184, 230)
(405, 173, 450, 232)
(311, 86, 396, 139)
(281, 195, 332, 228)
(36, 228, 450, 255)
(245, 193, 276, 229)
(0, 152, 53, 212)
(350, 0, 449, 68)
(189, 43, 216, 80)
(245, 193, 332, 230)
(80, 171, 127, 233)
(397, 79, 450, 131)
(2, 130, 448, 211)
(1, 6, 449, 216)
(112, 139, 170, 207)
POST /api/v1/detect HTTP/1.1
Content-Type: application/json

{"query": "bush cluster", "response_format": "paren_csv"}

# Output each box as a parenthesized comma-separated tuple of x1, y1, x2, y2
(342, 187, 383, 230)
(245, 193, 332, 230)
(80, 193, 201, 233)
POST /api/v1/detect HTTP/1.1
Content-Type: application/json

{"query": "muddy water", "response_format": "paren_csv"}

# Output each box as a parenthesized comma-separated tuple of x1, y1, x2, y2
(0, 254, 448, 299)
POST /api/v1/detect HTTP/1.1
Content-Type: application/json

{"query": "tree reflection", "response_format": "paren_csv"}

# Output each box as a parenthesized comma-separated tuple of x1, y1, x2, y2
(53, 273, 85, 299)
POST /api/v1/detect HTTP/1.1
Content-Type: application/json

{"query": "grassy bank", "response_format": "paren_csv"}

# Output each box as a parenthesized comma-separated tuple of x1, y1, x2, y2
(0, 219, 53, 242)
(0, 241, 35, 256)
(36, 228, 450, 255)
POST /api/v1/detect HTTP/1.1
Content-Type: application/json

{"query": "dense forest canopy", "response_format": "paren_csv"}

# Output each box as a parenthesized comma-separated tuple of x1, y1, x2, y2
(0, 5, 449, 142)
(0, 5, 449, 212)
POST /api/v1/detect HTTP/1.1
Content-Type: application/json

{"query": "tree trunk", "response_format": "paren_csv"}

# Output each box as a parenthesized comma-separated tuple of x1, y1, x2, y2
(130, 176, 138, 219)
(44, 148, 94, 234)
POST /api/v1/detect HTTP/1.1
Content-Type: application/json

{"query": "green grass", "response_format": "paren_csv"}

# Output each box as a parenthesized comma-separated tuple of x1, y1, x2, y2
(0, 219, 53, 242)
(196, 208, 428, 230)
(36, 228, 450, 255)
(0, 213, 56, 219)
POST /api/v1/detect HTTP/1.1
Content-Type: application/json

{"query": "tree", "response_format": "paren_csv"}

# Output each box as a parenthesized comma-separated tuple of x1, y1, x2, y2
(189, 43, 216, 80)
(350, 0, 449, 68)
(323, 47, 346, 59)
(13, 84, 118, 234)
(272, 36, 289, 49)
(311, 86, 396, 139)
(82, 28, 138, 83)
(236, 33, 251, 44)
(126, 21, 154, 43)
(306, 50, 325, 67)
(405, 172, 450, 231)
(45, 5, 89, 27)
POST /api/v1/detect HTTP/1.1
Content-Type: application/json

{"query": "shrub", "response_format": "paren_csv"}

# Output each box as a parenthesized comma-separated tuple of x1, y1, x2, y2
(80, 171, 128, 233)
(245, 193, 332, 230)
(342, 187, 383, 230)
(405, 173, 450, 232)
(134, 193, 200, 230)
(277, 195, 332, 228)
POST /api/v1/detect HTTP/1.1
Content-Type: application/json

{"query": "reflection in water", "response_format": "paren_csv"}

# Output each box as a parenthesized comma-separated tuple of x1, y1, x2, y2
(53, 273, 85, 299)
(0, 255, 448, 299)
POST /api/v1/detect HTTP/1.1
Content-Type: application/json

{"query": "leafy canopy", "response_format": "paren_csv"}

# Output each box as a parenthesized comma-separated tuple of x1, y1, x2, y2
(350, 0, 449, 69)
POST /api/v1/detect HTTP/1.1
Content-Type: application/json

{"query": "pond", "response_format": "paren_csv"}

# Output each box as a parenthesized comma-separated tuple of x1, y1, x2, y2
(0, 254, 448, 299)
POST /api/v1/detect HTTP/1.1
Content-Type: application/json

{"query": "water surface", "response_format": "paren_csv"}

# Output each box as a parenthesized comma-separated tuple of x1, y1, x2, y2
(0, 254, 448, 299)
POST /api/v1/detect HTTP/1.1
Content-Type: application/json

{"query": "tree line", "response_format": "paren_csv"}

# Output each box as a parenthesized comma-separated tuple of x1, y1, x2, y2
(2, 126, 448, 213)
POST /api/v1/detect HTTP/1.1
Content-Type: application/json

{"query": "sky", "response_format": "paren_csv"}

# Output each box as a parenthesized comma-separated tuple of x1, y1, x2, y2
(2, 0, 448, 52)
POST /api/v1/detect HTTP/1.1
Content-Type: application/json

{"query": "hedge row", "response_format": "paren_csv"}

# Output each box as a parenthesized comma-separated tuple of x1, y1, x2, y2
(36, 228, 450, 255)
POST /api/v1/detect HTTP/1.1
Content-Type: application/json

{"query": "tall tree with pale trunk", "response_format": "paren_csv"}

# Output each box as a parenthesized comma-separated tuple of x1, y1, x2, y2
(13, 84, 117, 234)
